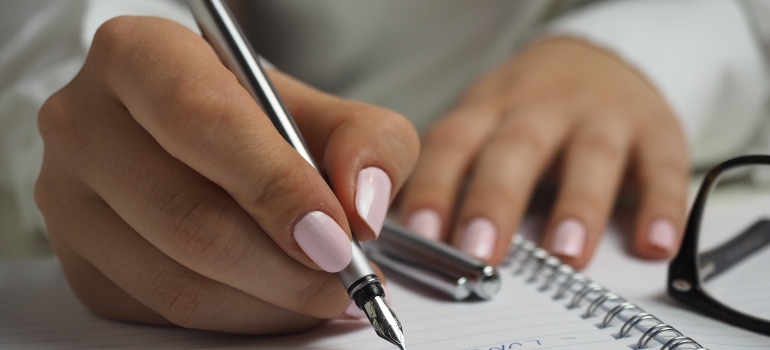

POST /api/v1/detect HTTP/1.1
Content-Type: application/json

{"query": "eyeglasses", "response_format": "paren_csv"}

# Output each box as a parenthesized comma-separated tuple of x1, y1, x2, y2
(668, 155, 770, 336)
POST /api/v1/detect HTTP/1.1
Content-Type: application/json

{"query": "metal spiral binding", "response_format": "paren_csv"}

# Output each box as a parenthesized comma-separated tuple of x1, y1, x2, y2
(515, 245, 541, 275)
(569, 282, 604, 309)
(660, 336, 704, 350)
(637, 324, 682, 350)
(619, 312, 660, 338)
(603, 302, 640, 328)
(525, 249, 550, 282)
(554, 273, 587, 300)
(541, 263, 572, 292)
(585, 292, 619, 319)
(528, 252, 556, 283)
(507, 237, 707, 350)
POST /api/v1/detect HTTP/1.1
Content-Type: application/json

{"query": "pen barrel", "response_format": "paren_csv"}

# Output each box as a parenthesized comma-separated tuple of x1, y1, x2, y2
(367, 220, 501, 300)
(339, 241, 378, 290)
(187, 0, 317, 169)
(188, 0, 386, 302)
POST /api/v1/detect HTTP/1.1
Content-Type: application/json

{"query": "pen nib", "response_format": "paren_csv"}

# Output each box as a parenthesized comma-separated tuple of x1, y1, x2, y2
(362, 296, 406, 350)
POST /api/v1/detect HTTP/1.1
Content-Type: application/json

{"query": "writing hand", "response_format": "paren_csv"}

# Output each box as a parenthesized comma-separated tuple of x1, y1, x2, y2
(35, 16, 418, 333)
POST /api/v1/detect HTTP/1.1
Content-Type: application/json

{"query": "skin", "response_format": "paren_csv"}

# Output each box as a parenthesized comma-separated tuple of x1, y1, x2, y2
(35, 17, 418, 334)
(398, 37, 689, 268)
(35, 17, 689, 334)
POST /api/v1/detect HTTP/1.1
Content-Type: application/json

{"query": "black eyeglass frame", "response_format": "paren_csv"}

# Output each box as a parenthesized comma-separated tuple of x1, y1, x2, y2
(668, 155, 770, 336)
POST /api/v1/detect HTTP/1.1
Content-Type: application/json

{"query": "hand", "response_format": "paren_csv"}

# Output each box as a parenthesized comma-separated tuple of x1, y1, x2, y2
(35, 16, 418, 334)
(398, 37, 688, 268)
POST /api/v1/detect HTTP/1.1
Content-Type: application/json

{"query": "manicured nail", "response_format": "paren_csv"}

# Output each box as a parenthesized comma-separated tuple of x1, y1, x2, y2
(344, 301, 366, 319)
(294, 211, 352, 273)
(648, 219, 677, 253)
(458, 218, 497, 260)
(551, 218, 586, 259)
(406, 209, 441, 240)
(356, 167, 392, 237)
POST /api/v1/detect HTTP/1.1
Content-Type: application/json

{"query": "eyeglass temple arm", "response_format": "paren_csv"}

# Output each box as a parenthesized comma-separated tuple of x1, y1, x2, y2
(698, 218, 770, 281)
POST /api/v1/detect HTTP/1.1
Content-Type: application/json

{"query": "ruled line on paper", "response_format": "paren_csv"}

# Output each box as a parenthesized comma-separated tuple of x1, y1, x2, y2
(2, 254, 769, 350)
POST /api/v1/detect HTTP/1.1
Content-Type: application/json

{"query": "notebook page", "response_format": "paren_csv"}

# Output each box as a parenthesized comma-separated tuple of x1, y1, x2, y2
(3, 234, 769, 349)
(2, 258, 628, 350)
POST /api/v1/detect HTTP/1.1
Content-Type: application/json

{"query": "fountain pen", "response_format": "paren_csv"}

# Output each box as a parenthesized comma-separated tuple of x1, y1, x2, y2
(186, 1, 405, 348)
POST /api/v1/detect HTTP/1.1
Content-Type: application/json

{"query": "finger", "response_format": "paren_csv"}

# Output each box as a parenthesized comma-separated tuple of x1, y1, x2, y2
(42, 196, 331, 333)
(39, 70, 353, 319)
(631, 122, 689, 259)
(541, 117, 633, 268)
(50, 243, 169, 327)
(83, 16, 353, 272)
(271, 71, 420, 240)
(452, 106, 570, 264)
(397, 105, 499, 241)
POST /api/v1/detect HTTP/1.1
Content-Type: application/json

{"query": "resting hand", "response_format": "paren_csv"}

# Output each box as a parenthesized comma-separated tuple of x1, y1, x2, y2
(35, 16, 418, 334)
(398, 37, 688, 268)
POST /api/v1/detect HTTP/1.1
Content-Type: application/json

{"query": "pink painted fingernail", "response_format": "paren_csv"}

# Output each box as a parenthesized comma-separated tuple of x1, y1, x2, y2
(344, 301, 366, 319)
(458, 218, 497, 260)
(648, 219, 677, 253)
(294, 211, 352, 273)
(551, 219, 586, 259)
(407, 209, 441, 240)
(356, 167, 392, 238)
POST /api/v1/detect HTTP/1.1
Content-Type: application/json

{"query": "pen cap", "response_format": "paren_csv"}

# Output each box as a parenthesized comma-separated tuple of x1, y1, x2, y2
(369, 220, 501, 300)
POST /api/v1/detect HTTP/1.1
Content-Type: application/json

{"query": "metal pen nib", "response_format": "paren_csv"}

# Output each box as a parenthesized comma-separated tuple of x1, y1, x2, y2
(342, 244, 406, 349)
(362, 296, 405, 350)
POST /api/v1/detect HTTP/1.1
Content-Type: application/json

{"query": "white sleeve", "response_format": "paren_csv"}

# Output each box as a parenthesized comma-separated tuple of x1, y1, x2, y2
(543, 0, 769, 168)
(0, 0, 196, 235)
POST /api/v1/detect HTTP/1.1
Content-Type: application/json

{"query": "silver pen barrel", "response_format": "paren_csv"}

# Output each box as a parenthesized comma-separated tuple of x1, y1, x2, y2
(366, 220, 501, 300)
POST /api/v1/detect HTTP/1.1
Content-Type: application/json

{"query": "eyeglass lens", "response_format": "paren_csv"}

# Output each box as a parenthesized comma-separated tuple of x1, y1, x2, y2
(697, 163, 770, 321)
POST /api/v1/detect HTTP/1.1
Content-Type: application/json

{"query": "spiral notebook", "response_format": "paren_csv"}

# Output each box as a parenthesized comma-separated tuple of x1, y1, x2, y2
(1, 234, 768, 350)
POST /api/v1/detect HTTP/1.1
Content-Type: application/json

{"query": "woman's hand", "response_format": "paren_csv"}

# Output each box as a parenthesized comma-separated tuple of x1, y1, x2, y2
(35, 16, 418, 334)
(398, 37, 689, 268)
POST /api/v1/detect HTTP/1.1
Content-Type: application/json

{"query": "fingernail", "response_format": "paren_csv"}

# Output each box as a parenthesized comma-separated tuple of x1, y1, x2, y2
(344, 301, 366, 319)
(648, 219, 677, 253)
(551, 218, 586, 259)
(458, 217, 497, 260)
(406, 209, 441, 240)
(294, 211, 352, 273)
(356, 167, 392, 237)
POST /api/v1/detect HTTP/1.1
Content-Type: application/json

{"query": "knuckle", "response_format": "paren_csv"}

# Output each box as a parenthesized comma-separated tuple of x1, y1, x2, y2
(152, 269, 217, 329)
(38, 90, 78, 145)
(249, 162, 298, 207)
(33, 173, 55, 222)
(382, 110, 420, 152)
(293, 272, 346, 318)
(656, 157, 689, 181)
(363, 106, 421, 167)
(423, 117, 478, 151)
(91, 16, 140, 64)
(494, 119, 551, 157)
(162, 187, 242, 270)
(158, 74, 232, 152)
(573, 130, 624, 163)
(571, 191, 605, 214)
